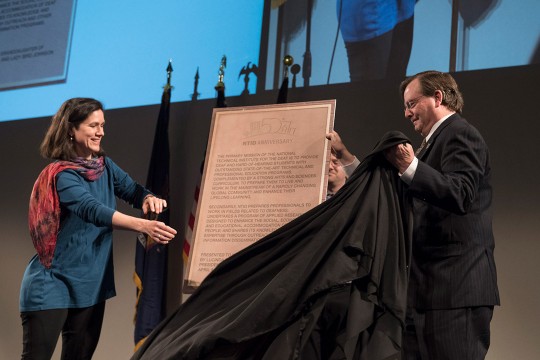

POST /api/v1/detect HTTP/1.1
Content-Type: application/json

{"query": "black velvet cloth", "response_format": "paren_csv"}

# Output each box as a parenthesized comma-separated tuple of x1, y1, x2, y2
(132, 131, 412, 360)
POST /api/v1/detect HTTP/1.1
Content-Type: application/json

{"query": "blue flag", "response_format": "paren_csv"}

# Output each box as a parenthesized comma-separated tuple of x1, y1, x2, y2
(133, 83, 171, 350)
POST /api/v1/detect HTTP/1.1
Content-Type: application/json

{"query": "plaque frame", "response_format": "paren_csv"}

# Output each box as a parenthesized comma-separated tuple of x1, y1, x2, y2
(183, 100, 336, 292)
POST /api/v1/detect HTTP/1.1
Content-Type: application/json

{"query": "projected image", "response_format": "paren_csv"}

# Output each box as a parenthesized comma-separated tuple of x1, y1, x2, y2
(262, 0, 540, 88)
(0, 0, 539, 122)
(0, 1, 265, 122)
(0, 0, 77, 91)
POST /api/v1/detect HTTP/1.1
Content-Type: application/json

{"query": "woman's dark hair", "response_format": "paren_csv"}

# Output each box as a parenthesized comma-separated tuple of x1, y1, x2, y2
(40, 98, 105, 160)
(400, 70, 464, 113)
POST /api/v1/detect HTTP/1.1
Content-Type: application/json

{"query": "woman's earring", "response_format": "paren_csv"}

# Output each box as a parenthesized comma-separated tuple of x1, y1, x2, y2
(70, 136, 73, 141)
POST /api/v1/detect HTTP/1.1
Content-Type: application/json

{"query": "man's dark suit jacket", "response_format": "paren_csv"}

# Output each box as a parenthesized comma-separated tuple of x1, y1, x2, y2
(406, 113, 500, 310)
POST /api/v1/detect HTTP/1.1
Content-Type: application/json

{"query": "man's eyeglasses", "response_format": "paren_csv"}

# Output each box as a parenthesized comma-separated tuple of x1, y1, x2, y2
(330, 158, 342, 167)
(404, 95, 425, 111)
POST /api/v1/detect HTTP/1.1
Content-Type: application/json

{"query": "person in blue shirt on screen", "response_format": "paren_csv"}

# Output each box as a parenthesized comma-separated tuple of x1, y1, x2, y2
(338, 0, 416, 81)
(20, 98, 177, 360)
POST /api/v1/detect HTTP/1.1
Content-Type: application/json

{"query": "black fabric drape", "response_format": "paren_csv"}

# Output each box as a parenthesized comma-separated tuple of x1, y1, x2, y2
(132, 131, 412, 360)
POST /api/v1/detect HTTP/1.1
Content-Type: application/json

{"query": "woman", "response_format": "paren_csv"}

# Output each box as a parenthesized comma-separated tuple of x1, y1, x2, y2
(20, 98, 176, 360)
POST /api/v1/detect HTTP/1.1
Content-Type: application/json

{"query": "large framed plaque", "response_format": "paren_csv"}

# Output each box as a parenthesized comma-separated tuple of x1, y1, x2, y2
(184, 100, 336, 291)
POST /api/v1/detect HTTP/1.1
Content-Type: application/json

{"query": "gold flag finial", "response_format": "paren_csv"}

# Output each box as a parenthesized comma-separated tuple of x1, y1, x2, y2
(215, 55, 227, 90)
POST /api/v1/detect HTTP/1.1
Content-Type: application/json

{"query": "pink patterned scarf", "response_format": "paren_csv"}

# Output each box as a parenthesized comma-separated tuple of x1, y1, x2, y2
(28, 157, 105, 268)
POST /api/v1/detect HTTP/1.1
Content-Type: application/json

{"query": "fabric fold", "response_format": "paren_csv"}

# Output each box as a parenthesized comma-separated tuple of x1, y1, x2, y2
(132, 131, 412, 360)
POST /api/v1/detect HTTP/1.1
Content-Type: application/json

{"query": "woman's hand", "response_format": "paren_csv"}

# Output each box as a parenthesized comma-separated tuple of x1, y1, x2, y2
(143, 220, 177, 245)
(142, 195, 167, 215)
(112, 204, 177, 245)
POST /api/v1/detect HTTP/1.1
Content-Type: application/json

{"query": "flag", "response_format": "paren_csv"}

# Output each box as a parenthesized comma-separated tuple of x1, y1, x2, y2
(276, 75, 289, 104)
(182, 161, 202, 273)
(215, 84, 227, 108)
(133, 82, 171, 351)
(182, 81, 227, 279)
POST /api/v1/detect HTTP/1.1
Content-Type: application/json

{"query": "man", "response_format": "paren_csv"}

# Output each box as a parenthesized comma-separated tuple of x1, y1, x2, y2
(326, 153, 348, 199)
(326, 130, 359, 177)
(385, 71, 499, 359)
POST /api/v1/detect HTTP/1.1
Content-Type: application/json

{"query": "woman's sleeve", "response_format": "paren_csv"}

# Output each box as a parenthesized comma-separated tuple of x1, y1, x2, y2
(56, 170, 115, 226)
(106, 158, 152, 209)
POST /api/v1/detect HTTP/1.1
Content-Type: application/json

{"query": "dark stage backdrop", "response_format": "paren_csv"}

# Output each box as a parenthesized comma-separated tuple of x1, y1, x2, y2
(2, 65, 539, 359)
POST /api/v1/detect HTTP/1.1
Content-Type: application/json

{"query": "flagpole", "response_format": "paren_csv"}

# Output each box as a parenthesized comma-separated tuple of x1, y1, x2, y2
(215, 55, 227, 108)
(191, 67, 200, 101)
(133, 60, 173, 351)
(166, 59, 173, 90)
(277, 55, 293, 104)
(182, 56, 228, 298)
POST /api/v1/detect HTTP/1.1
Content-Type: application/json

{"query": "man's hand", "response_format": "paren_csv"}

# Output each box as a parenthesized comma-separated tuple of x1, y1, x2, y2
(384, 143, 415, 173)
(326, 130, 356, 165)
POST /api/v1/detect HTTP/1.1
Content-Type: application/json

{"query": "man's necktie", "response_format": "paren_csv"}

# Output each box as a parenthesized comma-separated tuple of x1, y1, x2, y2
(415, 138, 427, 156)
